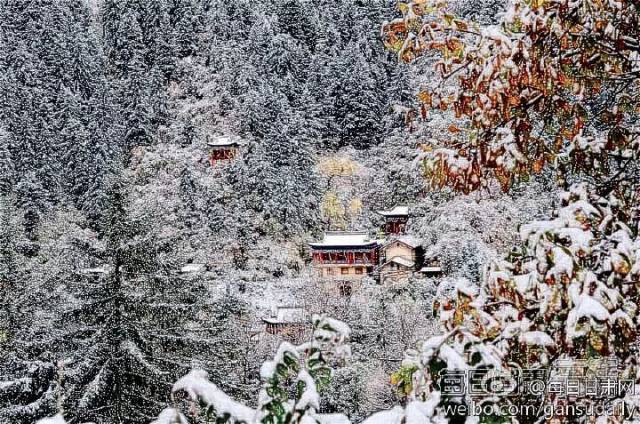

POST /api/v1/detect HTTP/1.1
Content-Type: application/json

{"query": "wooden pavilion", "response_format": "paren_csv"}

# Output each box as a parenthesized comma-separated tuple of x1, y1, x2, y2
(208, 136, 239, 166)
(376, 205, 409, 235)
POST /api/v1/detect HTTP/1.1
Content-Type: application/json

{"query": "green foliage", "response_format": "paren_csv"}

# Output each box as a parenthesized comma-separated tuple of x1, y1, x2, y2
(390, 365, 418, 396)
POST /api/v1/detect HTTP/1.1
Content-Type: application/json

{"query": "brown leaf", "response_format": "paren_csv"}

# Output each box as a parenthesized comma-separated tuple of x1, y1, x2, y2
(454, 19, 468, 31)
(533, 158, 545, 173)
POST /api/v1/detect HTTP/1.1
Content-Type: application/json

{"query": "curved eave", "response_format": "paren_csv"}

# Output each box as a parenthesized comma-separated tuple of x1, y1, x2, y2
(309, 243, 378, 250)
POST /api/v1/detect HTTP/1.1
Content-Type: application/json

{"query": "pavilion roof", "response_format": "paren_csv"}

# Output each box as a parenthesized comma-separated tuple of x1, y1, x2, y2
(207, 136, 239, 147)
(420, 266, 442, 273)
(376, 205, 409, 217)
(383, 235, 422, 249)
(309, 231, 378, 249)
(382, 256, 415, 269)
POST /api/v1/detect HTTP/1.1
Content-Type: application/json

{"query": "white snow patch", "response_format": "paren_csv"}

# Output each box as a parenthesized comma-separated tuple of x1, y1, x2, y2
(296, 370, 320, 411)
(519, 331, 555, 347)
(317, 414, 351, 424)
(151, 408, 189, 424)
(36, 416, 66, 424)
(180, 263, 206, 273)
(361, 406, 405, 424)
(573, 294, 610, 321)
(172, 369, 256, 423)
(260, 342, 299, 380)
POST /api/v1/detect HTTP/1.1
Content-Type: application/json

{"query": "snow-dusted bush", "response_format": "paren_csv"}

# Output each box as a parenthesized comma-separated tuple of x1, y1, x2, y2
(155, 315, 351, 423)
(387, 185, 640, 422)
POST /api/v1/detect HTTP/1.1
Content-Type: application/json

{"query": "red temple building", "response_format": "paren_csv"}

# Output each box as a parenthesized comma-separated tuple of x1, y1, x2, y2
(376, 205, 409, 235)
(309, 232, 379, 294)
(208, 136, 239, 166)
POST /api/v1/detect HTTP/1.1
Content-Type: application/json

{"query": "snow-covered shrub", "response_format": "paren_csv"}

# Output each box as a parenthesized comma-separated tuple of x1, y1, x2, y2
(386, 185, 640, 422)
(157, 315, 351, 423)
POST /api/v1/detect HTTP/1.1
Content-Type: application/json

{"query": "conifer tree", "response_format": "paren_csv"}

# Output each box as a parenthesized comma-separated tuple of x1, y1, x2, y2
(275, 0, 318, 51)
(55, 177, 192, 423)
(0, 129, 16, 196)
(236, 95, 321, 236)
(333, 42, 386, 149)
(0, 196, 19, 355)
(0, 0, 116, 227)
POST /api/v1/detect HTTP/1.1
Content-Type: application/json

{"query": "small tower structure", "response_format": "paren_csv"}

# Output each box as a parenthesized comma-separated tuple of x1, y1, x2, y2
(376, 205, 409, 235)
(208, 136, 239, 166)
